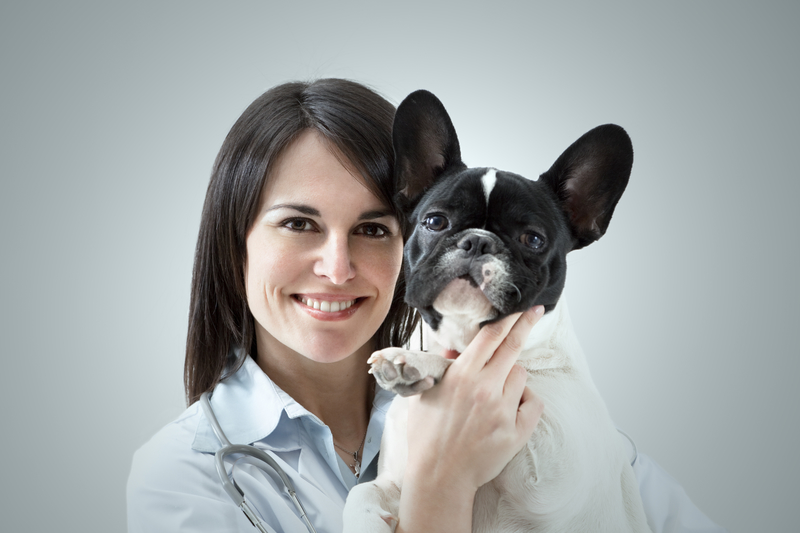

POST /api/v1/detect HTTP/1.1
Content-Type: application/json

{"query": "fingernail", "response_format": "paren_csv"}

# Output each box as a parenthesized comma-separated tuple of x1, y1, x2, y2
(533, 305, 544, 316)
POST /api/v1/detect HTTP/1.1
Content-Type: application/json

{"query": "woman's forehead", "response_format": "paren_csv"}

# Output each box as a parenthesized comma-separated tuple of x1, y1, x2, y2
(260, 130, 392, 215)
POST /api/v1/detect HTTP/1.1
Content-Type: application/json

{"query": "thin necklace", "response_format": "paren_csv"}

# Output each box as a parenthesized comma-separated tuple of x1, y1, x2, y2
(332, 380, 374, 478)
(333, 431, 367, 478)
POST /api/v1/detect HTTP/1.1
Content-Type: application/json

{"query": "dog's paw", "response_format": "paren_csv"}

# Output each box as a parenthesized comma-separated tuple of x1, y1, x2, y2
(368, 348, 451, 396)
(343, 481, 400, 533)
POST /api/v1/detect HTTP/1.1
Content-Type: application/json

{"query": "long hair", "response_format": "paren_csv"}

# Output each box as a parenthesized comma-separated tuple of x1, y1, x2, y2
(184, 79, 418, 405)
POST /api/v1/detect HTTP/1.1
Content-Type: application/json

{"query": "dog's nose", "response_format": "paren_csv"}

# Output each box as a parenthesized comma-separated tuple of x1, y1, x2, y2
(457, 233, 499, 256)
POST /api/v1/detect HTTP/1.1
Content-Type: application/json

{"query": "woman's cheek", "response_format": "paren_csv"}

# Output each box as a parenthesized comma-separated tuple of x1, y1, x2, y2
(376, 238, 404, 286)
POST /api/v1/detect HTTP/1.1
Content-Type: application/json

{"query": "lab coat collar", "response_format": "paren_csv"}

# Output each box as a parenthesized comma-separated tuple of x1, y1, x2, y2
(192, 354, 303, 453)
(191, 353, 395, 455)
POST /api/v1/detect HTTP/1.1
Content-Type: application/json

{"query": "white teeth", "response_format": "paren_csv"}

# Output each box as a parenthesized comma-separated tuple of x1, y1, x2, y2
(298, 297, 356, 313)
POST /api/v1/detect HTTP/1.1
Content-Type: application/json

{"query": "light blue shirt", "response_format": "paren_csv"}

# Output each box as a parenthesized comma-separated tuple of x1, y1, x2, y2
(127, 355, 727, 532)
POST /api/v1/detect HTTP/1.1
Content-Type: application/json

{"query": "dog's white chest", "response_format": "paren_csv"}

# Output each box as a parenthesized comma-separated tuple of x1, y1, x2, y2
(343, 301, 651, 533)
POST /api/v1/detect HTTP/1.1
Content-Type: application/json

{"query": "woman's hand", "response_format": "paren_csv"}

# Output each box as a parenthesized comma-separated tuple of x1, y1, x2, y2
(397, 306, 546, 532)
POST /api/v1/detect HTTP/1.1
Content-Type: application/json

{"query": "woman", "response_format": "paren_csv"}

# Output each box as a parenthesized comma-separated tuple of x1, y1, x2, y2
(128, 79, 726, 533)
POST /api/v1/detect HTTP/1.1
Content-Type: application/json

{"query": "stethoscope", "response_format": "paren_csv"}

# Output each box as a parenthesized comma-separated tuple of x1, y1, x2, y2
(199, 392, 318, 533)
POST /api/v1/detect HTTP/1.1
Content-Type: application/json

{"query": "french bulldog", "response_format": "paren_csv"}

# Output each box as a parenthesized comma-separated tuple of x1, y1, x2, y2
(342, 90, 650, 532)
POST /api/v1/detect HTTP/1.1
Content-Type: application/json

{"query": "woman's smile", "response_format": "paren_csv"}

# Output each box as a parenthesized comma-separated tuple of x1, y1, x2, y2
(295, 295, 358, 313)
(293, 294, 363, 320)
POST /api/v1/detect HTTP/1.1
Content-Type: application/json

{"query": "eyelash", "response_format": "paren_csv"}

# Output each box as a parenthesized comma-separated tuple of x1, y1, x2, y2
(356, 223, 391, 238)
(282, 218, 314, 232)
(280, 218, 392, 238)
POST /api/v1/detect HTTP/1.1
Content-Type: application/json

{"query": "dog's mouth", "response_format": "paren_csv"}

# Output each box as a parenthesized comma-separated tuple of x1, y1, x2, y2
(432, 276, 497, 318)
(458, 273, 480, 288)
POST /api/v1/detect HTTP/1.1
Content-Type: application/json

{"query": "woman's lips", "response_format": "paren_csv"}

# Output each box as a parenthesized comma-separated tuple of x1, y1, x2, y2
(294, 294, 363, 320)
(296, 295, 357, 312)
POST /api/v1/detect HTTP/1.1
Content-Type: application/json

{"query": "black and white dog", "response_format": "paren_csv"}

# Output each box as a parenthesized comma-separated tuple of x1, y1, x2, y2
(343, 90, 650, 532)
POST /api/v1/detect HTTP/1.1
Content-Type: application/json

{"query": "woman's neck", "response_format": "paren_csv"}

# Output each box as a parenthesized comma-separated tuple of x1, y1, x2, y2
(254, 337, 375, 447)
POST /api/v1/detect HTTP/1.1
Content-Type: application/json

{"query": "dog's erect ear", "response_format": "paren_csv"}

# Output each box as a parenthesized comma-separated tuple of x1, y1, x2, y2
(539, 124, 633, 250)
(393, 90, 466, 209)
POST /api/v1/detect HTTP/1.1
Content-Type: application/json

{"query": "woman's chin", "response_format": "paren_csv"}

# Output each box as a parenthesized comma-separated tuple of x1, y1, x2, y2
(302, 339, 374, 365)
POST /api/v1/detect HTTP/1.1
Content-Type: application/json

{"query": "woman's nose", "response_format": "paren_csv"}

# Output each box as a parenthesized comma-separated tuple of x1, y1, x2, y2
(314, 233, 355, 284)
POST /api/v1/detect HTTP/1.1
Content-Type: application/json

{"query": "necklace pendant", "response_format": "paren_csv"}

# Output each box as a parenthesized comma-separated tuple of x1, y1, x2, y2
(332, 433, 366, 479)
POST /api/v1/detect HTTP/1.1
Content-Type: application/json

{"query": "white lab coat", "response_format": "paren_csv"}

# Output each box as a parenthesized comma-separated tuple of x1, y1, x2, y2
(127, 356, 727, 532)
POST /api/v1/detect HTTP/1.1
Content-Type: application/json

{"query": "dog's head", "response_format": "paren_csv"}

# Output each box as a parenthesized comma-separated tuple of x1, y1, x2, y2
(393, 90, 633, 350)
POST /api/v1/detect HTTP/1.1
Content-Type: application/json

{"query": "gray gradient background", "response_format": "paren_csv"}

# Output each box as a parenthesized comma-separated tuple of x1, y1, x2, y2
(1, 1, 797, 531)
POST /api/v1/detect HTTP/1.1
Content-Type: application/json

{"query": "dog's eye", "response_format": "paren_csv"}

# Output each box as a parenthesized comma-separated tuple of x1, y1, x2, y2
(520, 233, 545, 250)
(423, 215, 448, 231)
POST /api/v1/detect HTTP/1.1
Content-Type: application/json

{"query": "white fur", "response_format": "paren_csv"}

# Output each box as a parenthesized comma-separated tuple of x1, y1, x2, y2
(431, 278, 495, 352)
(481, 168, 498, 203)
(343, 300, 651, 533)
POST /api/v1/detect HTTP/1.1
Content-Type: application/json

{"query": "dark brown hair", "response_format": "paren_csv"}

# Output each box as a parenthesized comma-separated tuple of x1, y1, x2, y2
(184, 79, 418, 405)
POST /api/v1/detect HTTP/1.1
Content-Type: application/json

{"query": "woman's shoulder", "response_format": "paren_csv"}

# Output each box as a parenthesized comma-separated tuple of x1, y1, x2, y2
(128, 402, 214, 489)
(634, 452, 729, 533)
(133, 402, 202, 456)
(127, 403, 250, 531)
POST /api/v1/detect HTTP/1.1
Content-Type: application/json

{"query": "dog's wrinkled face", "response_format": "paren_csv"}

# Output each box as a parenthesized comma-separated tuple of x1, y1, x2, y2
(393, 90, 633, 350)
(404, 168, 572, 339)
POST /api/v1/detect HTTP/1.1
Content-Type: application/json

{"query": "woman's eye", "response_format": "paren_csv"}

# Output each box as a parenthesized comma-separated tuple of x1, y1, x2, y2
(358, 224, 388, 237)
(423, 215, 448, 231)
(284, 219, 313, 231)
(520, 232, 545, 250)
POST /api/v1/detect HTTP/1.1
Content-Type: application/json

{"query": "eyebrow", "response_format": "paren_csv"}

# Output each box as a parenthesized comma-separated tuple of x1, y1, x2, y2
(266, 204, 320, 217)
(358, 209, 395, 221)
(266, 204, 395, 221)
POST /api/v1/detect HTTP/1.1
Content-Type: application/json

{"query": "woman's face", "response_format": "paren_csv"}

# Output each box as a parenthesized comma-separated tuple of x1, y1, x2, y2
(245, 129, 403, 366)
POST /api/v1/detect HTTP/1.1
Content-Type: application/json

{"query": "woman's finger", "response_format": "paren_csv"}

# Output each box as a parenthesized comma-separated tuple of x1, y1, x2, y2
(483, 306, 544, 380)
(515, 385, 545, 439)
(502, 363, 529, 404)
(453, 311, 523, 373)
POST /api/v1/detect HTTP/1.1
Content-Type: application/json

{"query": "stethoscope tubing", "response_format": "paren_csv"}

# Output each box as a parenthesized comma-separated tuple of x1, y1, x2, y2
(200, 392, 317, 533)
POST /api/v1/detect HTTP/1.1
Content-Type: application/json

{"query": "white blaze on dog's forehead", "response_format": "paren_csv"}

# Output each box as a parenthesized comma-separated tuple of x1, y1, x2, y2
(481, 168, 497, 203)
